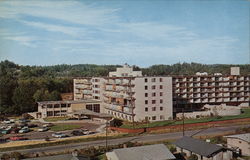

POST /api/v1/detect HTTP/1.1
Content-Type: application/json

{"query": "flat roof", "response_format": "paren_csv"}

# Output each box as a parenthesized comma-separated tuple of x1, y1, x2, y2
(174, 136, 224, 157)
(225, 133, 250, 143)
(37, 99, 101, 105)
(109, 144, 176, 160)
(69, 109, 112, 118)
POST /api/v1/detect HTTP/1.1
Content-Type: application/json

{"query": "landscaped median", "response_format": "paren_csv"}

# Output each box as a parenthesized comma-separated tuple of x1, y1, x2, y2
(110, 108, 250, 133)
(0, 132, 130, 152)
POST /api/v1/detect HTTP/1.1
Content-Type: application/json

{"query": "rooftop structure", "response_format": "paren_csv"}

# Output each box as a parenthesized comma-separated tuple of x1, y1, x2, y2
(174, 136, 232, 160)
(109, 64, 142, 77)
(225, 133, 250, 156)
(106, 144, 176, 160)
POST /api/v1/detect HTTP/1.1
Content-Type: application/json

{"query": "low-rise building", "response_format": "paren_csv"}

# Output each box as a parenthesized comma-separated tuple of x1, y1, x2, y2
(106, 144, 176, 160)
(225, 133, 250, 156)
(36, 99, 102, 118)
(174, 136, 232, 160)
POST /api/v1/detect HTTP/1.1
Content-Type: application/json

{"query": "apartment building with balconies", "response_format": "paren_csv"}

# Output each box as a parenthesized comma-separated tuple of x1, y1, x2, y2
(73, 65, 173, 122)
(103, 76, 173, 122)
(173, 67, 250, 112)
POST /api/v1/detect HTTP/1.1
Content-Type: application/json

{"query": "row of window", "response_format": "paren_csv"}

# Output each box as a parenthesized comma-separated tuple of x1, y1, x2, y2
(145, 85, 163, 90)
(145, 115, 165, 121)
(145, 106, 164, 112)
(145, 99, 164, 104)
(144, 78, 163, 83)
(145, 92, 163, 97)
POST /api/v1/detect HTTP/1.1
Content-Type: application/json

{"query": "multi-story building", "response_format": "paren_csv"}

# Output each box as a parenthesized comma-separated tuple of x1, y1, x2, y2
(103, 76, 173, 122)
(73, 64, 173, 122)
(73, 65, 249, 121)
(173, 67, 250, 112)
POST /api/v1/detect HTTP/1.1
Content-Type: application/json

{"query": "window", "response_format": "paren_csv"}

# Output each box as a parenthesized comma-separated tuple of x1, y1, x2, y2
(152, 116, 156, 120)
(145, 108, 148, 112)
(152, 100, 156, 104)
(160, 107, 163, 111)
(160, 115, 164, 120)
(160, 99, 163, 103)
(145, 86, 148, 90)
(145, 93, 148, 97)
(152, 78, 156, 82)
(152, 92, 156, 97)
(160, 92, 163, 96)
(152, 107, 156, 111)
(160, 85, 163, 89)
(160, 78, 163, 82)
(145, 78, 148, 83)
(145, 100, 148, 104)
(152, 85, 156, 89)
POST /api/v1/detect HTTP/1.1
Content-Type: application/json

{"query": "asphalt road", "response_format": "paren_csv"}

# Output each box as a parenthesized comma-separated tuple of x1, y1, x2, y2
(1, 124, 249, 154)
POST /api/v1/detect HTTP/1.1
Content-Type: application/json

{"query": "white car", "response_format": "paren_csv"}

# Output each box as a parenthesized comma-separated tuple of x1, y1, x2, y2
(3, 120, 12, 124)
(38, 127, 49, 132)
(52, 132, 67, 138)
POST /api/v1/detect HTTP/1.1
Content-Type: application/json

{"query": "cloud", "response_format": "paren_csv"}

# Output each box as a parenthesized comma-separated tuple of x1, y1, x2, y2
(4, 35, 37, 47)
(21, 21, 86, 37)
(0, 0, 119, 26)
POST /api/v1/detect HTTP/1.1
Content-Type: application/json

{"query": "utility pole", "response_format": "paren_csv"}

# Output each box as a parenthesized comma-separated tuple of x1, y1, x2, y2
(182, 108, 185, 136)
(105, 119, 108, 151)
(128, 77, 135, 129)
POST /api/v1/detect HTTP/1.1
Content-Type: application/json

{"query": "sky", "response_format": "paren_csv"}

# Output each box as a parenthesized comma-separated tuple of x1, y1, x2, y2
(0, 0, 249, 67)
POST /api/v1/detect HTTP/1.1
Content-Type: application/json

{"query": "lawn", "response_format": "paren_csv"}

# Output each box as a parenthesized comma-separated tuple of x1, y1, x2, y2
(50, 124, 82, 131)
(44, 117, 69, 122)
(121, 108, 250, 129)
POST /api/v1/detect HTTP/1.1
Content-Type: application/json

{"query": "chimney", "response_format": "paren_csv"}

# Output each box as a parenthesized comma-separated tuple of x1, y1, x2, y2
(230, 67, 240, 75)
(123, 143, 127, 148)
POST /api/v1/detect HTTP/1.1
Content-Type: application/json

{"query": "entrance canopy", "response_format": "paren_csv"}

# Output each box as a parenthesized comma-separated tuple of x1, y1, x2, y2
(68, 109, 112, 119)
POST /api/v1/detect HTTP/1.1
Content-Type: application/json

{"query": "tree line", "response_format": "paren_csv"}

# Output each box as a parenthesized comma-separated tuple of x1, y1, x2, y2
(0, 60, 249, 115)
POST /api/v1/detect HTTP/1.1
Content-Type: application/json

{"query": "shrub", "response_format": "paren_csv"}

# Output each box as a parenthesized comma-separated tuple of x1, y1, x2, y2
(10, 152, 23, 160)
(187, 154, 198, 160)
(1, 153, 10, 160)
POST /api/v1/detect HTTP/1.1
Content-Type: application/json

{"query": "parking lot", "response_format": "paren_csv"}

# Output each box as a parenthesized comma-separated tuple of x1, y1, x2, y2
(0, 119, 102, 141)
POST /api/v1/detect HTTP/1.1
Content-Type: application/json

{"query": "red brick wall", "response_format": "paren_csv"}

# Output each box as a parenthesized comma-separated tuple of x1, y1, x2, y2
(109, 118, 250, 133)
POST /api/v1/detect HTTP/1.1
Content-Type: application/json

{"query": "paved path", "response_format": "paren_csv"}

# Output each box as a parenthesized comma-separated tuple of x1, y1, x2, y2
(0, 124, 249, 154)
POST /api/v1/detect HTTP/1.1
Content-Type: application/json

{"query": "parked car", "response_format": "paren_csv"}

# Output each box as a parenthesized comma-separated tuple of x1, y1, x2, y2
(28, 123, 38, 128)
(71, 130, 84, 136)
(19, 119, 30, 123)
(38, 127, 49, 132)
(52, 132, 67, 138)
(0, 138, 6, 143)
(82, 129, 95, 135)
(43, 123, 53, 127)
(3, 120, 12, 124)
(19, 127, 30, 133)
(10, 128, 20, 134)
(1, 129, 10, 134)
(9, 136, 28, 141)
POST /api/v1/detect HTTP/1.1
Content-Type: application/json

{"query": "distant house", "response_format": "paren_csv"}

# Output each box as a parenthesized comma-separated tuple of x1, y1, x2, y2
(106, 144, 176, 160)
(225, 133, 250, 156)
(23, 154, 90, 160)
(174, 136, 232, 160)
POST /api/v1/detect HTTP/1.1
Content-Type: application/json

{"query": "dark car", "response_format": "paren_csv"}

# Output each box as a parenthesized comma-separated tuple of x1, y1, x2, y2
(10, 128, 20, 134)
(28, 123, 38, 128)
(71, 130, 84, 136)
(0, 138, 6, 143)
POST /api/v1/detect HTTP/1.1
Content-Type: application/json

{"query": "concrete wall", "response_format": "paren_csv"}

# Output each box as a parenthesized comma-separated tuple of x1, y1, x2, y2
(227, 137, 250, 156)
(106, 152, 119, 160)
(134, 77, 172, 122)
(176, 104, 241, 119)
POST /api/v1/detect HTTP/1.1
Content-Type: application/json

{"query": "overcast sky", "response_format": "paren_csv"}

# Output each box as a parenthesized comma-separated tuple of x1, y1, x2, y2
(0, 0, 249, 67)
